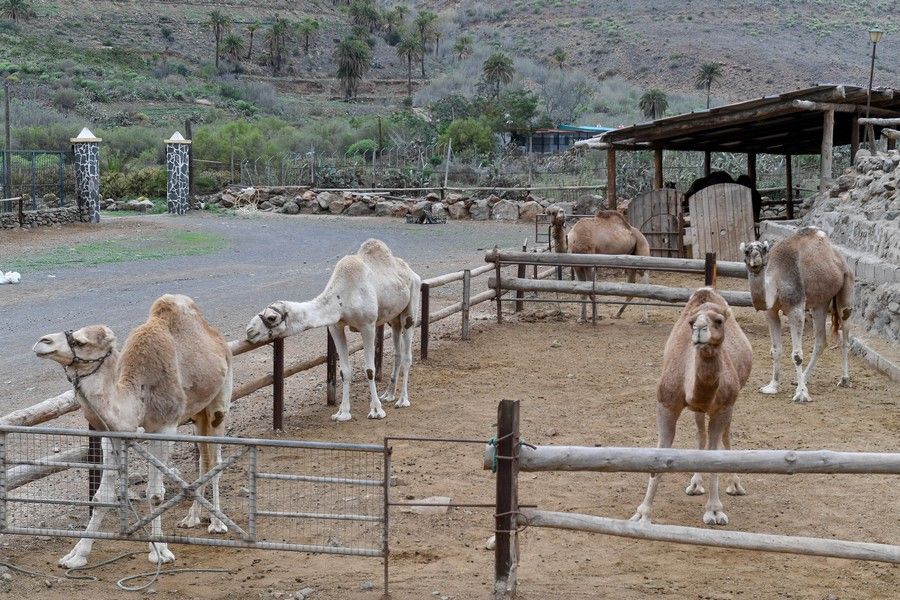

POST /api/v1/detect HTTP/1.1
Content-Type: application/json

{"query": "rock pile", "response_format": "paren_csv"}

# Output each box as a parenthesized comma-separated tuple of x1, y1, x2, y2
(0, 206, 91, 229)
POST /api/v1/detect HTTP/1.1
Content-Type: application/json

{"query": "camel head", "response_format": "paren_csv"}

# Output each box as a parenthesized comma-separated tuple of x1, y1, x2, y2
(688, 303, 729, 355)
(33, 325, 116, 370)
(740, 240, 769, 274)
(547, 207, 566, 228)
(246, 301, 291, 343)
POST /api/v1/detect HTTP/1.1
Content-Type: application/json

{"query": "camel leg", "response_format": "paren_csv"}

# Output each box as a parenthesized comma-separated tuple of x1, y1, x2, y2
(394, 315, 415, 409)
(329, 324, 354, 422)
(685, 411, 706, 496)
(802, 307, 827, 387)
(787, 305, 811, 403)
(703, 411, 731, 526)
(722, 422, 746, 496)
(59, 437, 120, 569)
(631, 404, 679, 524)
(146, 429, 176, 564)
(177, 433, 206, 529)
(759, 310, 782, 395)
(838, 318, 851, 388)
(614, 270, 649, 323)
(836, 276, 853, 388)
(361, 323, 386, 419)
(379, 321, 402, 403)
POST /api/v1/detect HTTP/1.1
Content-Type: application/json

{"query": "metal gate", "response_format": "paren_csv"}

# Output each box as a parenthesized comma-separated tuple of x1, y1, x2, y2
(0, 426, 388, 560)
(0, 150, 69, 211)
(626, 188, 684, 258)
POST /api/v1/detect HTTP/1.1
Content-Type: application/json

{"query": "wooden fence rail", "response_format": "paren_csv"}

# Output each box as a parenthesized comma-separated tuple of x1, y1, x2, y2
(485, 250, 749, 278)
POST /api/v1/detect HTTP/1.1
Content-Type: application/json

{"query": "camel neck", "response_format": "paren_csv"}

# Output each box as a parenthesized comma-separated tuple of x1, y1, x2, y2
(283, 298, 341, 333)
(551, 226, 568, 252)
(747, 270, 768, 311)
(70, 351, 143, 432)
(689, 345, 725, 400)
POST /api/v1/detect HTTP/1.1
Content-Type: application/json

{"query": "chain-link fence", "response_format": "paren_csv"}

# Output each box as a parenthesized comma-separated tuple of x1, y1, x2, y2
(0, 150, 72, 212)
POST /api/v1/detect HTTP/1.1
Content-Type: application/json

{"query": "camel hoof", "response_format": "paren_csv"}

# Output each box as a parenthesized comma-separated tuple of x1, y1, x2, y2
(367, 407, 386, 419)
(638, 317, 650, 325)
(379, 392, 394, 403)
(59, 550, 88, 569)
(208, 520, 228, 534)
(791, 389, 812, 403)
(394, 398, 410, 408)
(726, 482, 747, 496)
(148, 543, 175, 564)
(629, 512, 651, 524)
(685, 482, 705, 496)
(703, 510, 729, 526)
(758, 382, 779, 395)
(331, 411, 352, 422)
(837, 376, 851, 388)
(178, 514, 202, 529)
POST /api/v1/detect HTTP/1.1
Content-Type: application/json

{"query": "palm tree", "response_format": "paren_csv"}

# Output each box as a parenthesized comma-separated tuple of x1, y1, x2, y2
(245, 21, 260, 60)
(482, 52, 514, 99)
(1, 0, 30, 22)
(695, 62, 723, 109)
(384, 5, 404, 35)
(335, 36, 372, 101)
(223, 33, 244, 63)
(550, 47, 567, 70)
(639, 89, 669, 120)
(453, 35, 473, 61)
(396, 32, 421, 98)
(206, 10, 231, 70)
(296, 18, 320, 54)
(349, 0, 380, 33)
(266, 17, 291, 75)
(414, 10, 437, 76)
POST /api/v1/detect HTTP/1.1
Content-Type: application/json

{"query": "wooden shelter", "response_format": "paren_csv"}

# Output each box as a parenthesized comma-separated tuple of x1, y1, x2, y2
(577, 84, 900, 216)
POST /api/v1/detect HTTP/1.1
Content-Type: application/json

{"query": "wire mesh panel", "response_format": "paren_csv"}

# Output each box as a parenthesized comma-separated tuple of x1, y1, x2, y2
(0, 427, 386, 558)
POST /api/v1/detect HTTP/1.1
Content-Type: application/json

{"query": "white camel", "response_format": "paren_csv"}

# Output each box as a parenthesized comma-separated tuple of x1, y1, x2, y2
(33, 294, 233, 568)
(246, 239, 421, 421)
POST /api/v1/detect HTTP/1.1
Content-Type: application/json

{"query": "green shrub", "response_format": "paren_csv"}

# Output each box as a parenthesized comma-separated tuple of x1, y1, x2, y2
(438, 118, 494, 157)
(100, 171, 130, 199)
(345, 139, 377, 159)
(194, 170, 232, 194)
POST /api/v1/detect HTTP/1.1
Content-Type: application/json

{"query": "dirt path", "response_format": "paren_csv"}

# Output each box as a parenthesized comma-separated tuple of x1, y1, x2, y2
(0, 279, 897, 599)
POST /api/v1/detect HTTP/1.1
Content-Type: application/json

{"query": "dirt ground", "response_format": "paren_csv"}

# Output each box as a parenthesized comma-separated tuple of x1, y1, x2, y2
(0, 273, 897, 600)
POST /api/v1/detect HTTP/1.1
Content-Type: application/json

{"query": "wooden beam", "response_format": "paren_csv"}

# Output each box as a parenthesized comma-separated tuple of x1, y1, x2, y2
(851, 113, 860, 161)
(703, 150, 711, 176)
(483, 250, 748, 278)
(0, 391, 78, 427)
(785, 154, 794, 220)
(882, 128, 900, 141)
(519, 509, 900, 565)
(6, 447, 89, 492)
(606, 148, 617, 209)
(494, 400, 519, 599)
(820, 109, 834, 192)
(654, 148, 663, 189)
(858, 117, 900, 126)
(791, 99, 899, 117)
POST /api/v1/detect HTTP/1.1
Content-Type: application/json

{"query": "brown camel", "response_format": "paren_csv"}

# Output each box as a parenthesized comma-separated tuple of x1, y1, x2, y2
(33, 294, 233, 568)
(547, 206, 569, 253)
(631, 287, 752, 526)
(567, 210, 652, 322)
(741, 226, 853, 403)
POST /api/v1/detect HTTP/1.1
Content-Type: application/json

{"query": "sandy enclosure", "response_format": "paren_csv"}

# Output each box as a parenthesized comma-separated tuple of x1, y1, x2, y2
(0, 272, 898, 600)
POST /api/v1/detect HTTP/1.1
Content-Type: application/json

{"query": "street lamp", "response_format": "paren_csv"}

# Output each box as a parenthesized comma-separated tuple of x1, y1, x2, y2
(865, 28, 884, 121)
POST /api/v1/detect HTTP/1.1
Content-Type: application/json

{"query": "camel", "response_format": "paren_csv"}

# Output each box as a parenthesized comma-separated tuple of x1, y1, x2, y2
(246, 239, 421, 422)
(566, 210, 652, 323)
(33, 294, 233, 569)
(741, 227, 853, 403)
(547, 206, 568, 253)
(631, 287, 752, 526)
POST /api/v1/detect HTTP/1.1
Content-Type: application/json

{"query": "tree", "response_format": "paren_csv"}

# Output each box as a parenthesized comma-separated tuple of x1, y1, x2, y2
(335, 36, 372, 101)
(349, 0, 380, 33)
(482, 52, 514, 99)
(384, 5, 405, 35)
(223, 33, 244, 63)
(413, 10, 437, 76)
(695, 62, 722, 109)
(453, 35, 473, 61)
(266, 17, 291, 75)
(296, 18, 320, 54)
(396, 32, 421, 99)
(438, 118, 494, 157)
(0, 0, 31, 23)
(245, 21, 260, 60)
(206, 10, 231, 70)
(639, 89, 669, 120)
(550, 47, 567, 70)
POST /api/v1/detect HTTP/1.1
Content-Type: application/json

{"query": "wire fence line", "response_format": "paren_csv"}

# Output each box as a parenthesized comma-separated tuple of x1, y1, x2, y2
(0, 150, 72, 212)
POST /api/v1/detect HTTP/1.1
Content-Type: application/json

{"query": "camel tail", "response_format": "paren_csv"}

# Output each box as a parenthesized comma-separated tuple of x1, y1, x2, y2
(831, 295, 841, 340)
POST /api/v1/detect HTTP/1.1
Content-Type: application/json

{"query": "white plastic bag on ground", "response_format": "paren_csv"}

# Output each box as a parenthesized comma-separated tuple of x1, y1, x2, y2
(1, 271, 21, 284)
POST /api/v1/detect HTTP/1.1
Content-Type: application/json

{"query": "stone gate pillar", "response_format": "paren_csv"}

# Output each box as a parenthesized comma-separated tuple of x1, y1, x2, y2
(71, 127, 101, 223)
(165, 131, 191, 215)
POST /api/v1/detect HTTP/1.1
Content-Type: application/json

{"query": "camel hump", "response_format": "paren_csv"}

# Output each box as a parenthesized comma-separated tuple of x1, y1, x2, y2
(594, 210, 630, 228)
(149, 294, 200, 323)
(358, 238, 394, 259)
(794, 226, 827, 241)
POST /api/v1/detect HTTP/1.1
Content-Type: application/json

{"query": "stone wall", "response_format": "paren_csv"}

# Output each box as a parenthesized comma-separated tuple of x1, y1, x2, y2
(0, 206, 92, 229)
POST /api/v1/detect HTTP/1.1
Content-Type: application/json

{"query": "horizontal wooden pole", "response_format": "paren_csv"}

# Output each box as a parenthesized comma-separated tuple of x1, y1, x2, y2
(483, 445, 900, 474)
(228, 338, 268, 357)
(859, 117, 900, 126)
(789, 100, 900, 117)
(423, 264, 493, 288)
(485, 251, 748, 278)
(519, 509, 900, 564)
(0, 391, 79, 427)
(882, 128, 900, 141)
(7, 447, 89, 492)
(488, 276, 753, 307)
(429, 301, 463, 322)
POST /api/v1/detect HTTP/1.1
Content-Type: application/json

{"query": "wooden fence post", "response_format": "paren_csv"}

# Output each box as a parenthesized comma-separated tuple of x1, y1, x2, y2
(494, 399, 520, 599)
(374, 324, 384, 381)
(87, 423, 101, 513)
(705, 252, 717, 288)
(272, 338, 284, 430)
(591, 266, 597, 325)
(494, 248, 503, 324)
(326, 330, 337, 406)
(461, 269, 471, 341)
(515, 246, 526, 313)
(420, 283, 430, 361)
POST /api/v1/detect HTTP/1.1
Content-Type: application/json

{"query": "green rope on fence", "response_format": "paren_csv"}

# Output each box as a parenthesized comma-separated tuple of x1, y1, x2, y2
(487, 436, 498, 473)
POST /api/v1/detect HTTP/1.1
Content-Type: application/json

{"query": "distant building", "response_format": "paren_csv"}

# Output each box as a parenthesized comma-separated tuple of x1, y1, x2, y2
(526, 125, 614, 154)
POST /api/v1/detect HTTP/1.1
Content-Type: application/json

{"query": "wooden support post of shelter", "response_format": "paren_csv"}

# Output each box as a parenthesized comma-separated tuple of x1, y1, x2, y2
(653, 148, 663, 189)
(747, 152, 757, 187)
(785, 154, 794, 220)
(851, 113, 860, 161)
(272, 337, 284, 430)
(703, 150, 711, 176)
(820, 109, 835, 192)
(420, 282, 430, 361)
(494, 399, 520, 600)
(606, 148, 617, 209)
(326, 330, 337, 406)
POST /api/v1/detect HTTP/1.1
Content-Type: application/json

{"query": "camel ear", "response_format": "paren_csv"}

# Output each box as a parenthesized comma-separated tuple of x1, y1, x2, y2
(739, 242, 745, 253)
(724, 307, 733, 320)
(98, 326, 116, 346)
